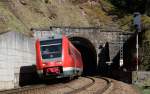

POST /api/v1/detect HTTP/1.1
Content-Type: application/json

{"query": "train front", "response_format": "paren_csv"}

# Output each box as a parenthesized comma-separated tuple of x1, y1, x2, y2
(36, 37, 63, 79)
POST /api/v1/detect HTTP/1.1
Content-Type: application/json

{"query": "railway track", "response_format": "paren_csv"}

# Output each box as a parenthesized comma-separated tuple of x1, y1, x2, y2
(0, 85, 45, 94)
(0, 76, 112, 94)
(65, 76, 112, 94)
(95, 77, 113, 94)
(65, 76, 95, 94)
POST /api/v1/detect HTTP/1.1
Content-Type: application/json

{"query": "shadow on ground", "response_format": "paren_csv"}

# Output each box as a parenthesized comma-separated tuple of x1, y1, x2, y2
(19, 65, 41, 86)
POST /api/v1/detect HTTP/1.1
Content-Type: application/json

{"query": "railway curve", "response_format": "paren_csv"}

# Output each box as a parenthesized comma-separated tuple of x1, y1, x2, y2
(0, 76, 139, 94)
(0, 77, 110, 94)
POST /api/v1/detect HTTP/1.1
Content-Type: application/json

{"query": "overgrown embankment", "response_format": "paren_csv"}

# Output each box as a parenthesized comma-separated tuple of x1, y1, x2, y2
(0, 0, 119, 36)
(107, 0, 150, 70)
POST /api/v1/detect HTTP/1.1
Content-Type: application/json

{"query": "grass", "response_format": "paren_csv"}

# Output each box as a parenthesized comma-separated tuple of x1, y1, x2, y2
(9, 0, 51, 29)
(0, 0, 148, 33)
(136, 86, 150, 94)
(139, 15, 150, 40)
(100, 0, 115, 12)
(117, 14, 150, 32)
(117, 15, 132, 31)
(0, 1, 29, 35)
(79, 1, 114, 27)
(0, 0, 120, 35)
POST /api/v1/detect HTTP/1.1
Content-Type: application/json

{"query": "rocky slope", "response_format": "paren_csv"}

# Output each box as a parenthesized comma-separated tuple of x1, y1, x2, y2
(0, 0, 119, 36)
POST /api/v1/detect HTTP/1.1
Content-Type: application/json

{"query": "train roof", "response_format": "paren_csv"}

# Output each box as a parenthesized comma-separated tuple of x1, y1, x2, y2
(39, 35, 62, 41)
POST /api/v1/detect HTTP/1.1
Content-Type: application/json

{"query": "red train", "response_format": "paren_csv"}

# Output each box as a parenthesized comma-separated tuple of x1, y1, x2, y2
(35, 34, 83, 79)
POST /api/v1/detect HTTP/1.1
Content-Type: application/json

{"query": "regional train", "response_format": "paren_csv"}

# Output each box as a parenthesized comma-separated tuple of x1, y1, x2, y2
(35, 34, 83, 79)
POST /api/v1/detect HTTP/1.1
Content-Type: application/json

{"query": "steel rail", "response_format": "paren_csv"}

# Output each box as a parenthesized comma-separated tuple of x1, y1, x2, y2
(65, 76, 112, 94)
(64, 76, 95, 94)
(0, 76, 112, 94)
(94, 77, 112, 94)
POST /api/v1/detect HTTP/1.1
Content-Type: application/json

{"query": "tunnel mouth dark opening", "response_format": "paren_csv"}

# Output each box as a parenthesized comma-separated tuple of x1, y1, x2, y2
(69, 37, 97, 75)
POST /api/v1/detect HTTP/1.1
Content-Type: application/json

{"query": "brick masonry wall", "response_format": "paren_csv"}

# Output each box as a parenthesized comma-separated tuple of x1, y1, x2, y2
(37, 27, 133, 62)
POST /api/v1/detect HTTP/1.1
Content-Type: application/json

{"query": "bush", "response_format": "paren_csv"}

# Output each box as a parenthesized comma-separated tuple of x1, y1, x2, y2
(108, 0, 148, 14)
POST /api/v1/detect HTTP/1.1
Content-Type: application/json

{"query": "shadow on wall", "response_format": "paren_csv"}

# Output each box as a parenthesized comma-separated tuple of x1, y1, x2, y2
(97, 34, 136, 83)
(97, 42, 110, 76)
(110, 34, 136, 70)
(111, 33, 136, 83)
(19, 65, 41, 86)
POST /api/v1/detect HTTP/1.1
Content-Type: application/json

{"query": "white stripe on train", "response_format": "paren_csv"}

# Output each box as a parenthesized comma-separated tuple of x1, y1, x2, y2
(63, 67, 83, 71)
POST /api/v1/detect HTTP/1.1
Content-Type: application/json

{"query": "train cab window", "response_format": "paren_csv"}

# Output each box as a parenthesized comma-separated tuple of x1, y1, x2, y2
(40, 39, 62, 61)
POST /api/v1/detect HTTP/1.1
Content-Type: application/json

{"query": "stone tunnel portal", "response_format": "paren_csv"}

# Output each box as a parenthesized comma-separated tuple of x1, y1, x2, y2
(69, 37, 97, 75)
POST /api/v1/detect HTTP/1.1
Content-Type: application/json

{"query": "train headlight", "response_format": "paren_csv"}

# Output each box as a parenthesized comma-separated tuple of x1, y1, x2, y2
(43, 63, 46, 66)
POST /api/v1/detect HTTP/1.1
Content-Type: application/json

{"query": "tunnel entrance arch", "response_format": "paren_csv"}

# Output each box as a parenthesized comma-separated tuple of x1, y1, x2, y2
(69, 37, 97, 75)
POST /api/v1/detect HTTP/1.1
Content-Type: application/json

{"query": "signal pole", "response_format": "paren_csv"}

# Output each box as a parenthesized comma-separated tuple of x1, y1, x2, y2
(119, 33, 124, 67)
(136, 31, 139, 71)
(133, 12, 141, 71)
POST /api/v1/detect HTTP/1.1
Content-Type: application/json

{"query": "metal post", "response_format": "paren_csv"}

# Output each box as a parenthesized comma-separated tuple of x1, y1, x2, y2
(133, 12, 141, 71)
(136, 32, 139, 71)
(120, 33, 124, 67)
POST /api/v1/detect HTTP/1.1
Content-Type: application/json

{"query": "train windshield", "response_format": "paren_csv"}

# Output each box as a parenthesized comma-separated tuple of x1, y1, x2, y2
(40, 39, 62, 61)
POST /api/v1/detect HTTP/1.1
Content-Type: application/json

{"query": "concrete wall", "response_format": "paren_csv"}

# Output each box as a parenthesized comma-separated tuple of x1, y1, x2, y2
(0, 32, 35, 90)
(132, 71, 150, 86)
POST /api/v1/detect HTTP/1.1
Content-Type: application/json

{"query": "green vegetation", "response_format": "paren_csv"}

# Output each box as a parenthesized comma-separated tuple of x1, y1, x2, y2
(142, 15, 150, 40)
(79, 1, 112, 27)
(9, 0, 52, 29)
(136, 86, 150, 94)
(0, 0, 149, 34)
(101, 1, 150, 67)
(107, 0, 149, 14)
(105, 0, 150, 31)
(0, 2, 30, 35)
(0, 0, 119, 35)
(103, 0, 150, 71)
